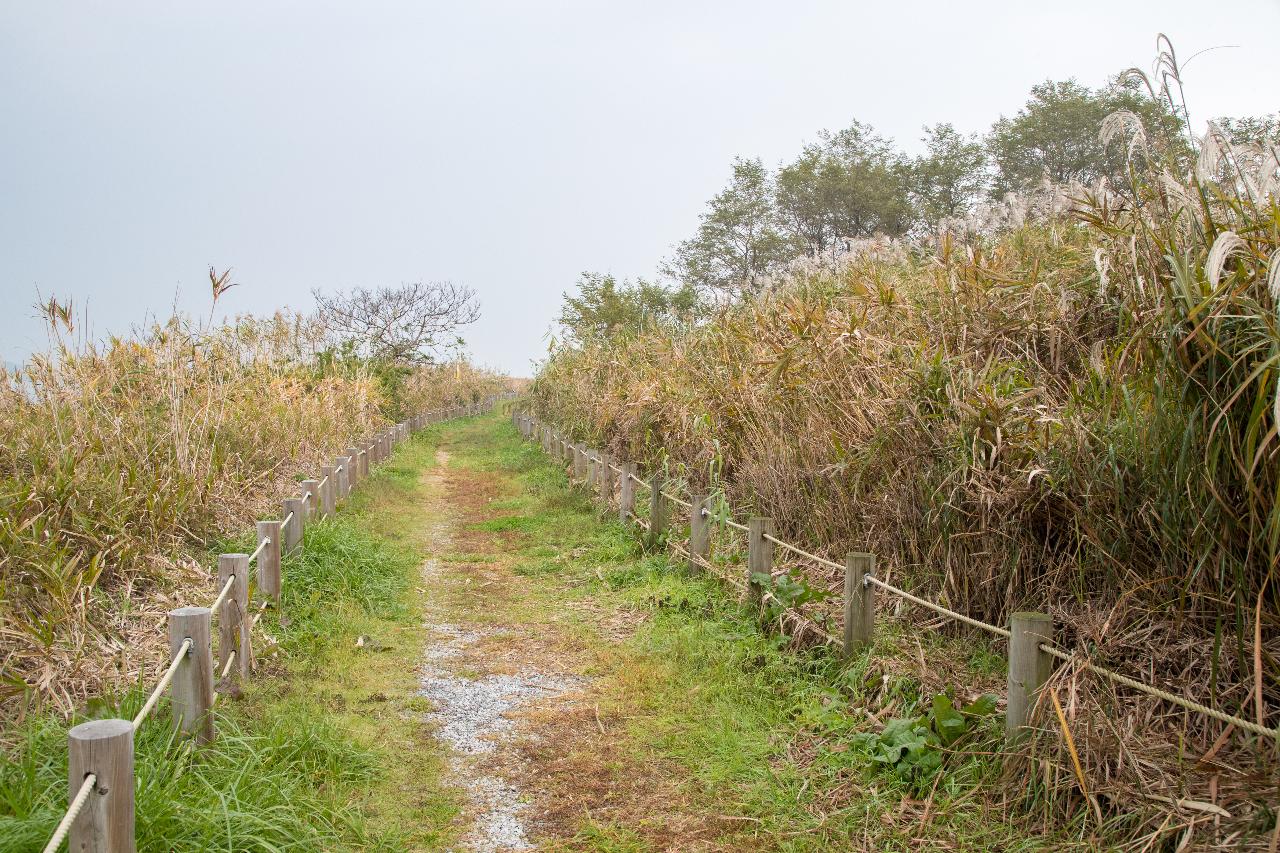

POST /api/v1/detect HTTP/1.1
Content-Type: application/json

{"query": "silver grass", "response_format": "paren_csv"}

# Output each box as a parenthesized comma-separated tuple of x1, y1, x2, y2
(1101, 110, 1149, 161)
(1204, 230, 1247, 288)
(1196, 123, 1225, 183)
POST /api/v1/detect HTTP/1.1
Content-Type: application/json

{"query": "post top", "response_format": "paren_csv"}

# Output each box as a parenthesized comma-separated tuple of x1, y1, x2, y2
(1010, 611, 1053, 622)
(257, 519, 281, 529)
(69, 718, 133, 741)
(169, 606, 212, 617)
(219, 552, 249, 561)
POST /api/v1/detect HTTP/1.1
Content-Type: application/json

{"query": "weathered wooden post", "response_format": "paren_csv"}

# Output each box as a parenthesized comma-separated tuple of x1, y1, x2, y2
(1007, 612, 1054, 739)
(256, 520, 282, 601)
(619, 462, 637, 523)
(67, 718, 135, 852)
(647, 471, 666, 548)
(572, 444, 585, 480)
(586, 449, 599, 489)
(335, 456, 350, 500)
(598, 453, 615, 507)
(168, 606, 214, 743)
(218, 553, 250, 679)
(359, 446, 370, 479)
(689, 495, 711, 570)
(301, 479, 320, 521)
(747, 517, 774, 605)
(843, 553, 875, 656)
(346, 447, 362, 487)
(282, 498, 304, 553)
(319, 465, 336, 517)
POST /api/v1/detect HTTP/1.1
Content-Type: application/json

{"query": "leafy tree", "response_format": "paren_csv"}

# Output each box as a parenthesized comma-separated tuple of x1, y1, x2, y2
(822, 121, 915, 239)
(668, 158, 795, 299)
(1215, 114, 1280, 146)
(911, 124, 988, 228)
(988, 78, 1182, 195)
(558, 272, 700, 343)
(775, 120, 914, 255)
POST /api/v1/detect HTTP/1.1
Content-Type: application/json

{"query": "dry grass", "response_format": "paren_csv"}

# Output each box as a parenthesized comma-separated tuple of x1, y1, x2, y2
(0, 308, 504, 725)
(531, 70, 1280, 847)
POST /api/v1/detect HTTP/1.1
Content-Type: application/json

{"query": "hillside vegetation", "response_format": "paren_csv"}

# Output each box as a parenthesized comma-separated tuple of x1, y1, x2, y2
(533, 44, 1280, 846)
(0, 291, 508, 721)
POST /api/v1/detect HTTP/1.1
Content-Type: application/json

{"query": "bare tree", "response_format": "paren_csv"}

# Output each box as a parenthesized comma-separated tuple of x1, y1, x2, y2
(312, 281, 480, 363)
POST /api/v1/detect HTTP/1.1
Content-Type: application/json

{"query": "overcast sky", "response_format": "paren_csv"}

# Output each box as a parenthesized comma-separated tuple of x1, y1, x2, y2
(3, 2, 1278, 375)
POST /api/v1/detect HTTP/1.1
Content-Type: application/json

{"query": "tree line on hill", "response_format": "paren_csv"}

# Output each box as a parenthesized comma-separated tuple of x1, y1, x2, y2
(556, 72, 1277, 340)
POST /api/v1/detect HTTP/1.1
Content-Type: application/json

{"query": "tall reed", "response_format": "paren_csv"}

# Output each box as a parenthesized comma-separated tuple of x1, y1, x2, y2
(531, 70, 1280, 844)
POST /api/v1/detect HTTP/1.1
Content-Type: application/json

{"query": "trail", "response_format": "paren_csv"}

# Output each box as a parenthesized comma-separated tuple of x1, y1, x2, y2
(414, 446, 589, 851)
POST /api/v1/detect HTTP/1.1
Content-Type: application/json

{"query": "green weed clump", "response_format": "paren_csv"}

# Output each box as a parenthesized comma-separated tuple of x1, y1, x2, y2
(532, 77, 1280, 846)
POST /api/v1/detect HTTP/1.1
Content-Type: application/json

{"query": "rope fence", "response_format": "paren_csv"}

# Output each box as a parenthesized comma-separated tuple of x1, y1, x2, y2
(516, 411, 1280, 750)
(41, 775, 96, 853)
(42, 393, 515, 853)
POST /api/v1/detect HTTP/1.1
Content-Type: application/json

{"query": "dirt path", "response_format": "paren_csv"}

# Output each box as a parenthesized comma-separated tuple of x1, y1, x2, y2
(415, 445, 602, 851)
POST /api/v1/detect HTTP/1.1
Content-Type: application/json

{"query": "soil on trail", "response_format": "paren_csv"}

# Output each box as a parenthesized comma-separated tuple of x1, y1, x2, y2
(415, 445, 617, 851)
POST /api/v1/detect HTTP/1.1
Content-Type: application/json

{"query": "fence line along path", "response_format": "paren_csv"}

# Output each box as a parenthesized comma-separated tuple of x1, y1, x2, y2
(42, 394, 515, 853)
(514, 410, 1280, 750)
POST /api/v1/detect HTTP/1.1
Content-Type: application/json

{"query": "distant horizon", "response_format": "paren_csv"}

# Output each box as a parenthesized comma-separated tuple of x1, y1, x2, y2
(4, 2, 1278, 375)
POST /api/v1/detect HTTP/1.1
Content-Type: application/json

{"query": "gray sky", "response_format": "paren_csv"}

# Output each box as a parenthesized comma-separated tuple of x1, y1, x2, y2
(3, 2, 1278, 376)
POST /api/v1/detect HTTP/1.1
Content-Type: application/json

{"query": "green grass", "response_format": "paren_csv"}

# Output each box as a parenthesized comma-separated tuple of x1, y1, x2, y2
(0, 428, 458, 852)
(444, 416, 1058, 851)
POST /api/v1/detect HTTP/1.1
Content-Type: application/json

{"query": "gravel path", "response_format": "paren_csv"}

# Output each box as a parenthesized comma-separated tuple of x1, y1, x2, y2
(417, 450, 580, 852)
(420, 617, 576, 851)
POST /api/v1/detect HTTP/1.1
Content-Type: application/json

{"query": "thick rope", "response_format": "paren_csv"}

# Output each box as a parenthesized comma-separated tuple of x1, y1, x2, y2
(250, 601, 270, 628)
(1038, 643, 1277, 739)
(763, 532, 844, 572)
(249, 536, 269, 563)
(660, 490, 692, 509)
(282, 511, 295, 527)
(130, 637, 192, 729)
(42, 774, 96, 853)
(209, 574, 236, 614)
(865, 575, 1010, 638)
(220, 650, 237, 679)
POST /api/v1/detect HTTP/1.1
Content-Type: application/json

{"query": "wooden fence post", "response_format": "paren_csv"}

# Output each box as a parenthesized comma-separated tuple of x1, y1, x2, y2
(689, 495, 710, 570)
(345, 447, 361, 487)
(747, 517, 774, 605)
(320, 465, 336, 517)
(572, 445, 585, 480)
(1007, 612, 1053, 739)
(256, 520, 282, 602)
(843, 553, 875, 656)
(359, 446, 370, 478)
(282, 498, 304, 553)
(647, 471, 666, 548)
(68, 718, 134, 852)
(335, 456, 350, 500)
(168, 607, 214, 743)
(218, 553, 250, 679)
(598, 453, 615, 507)
(301, 480, 320, 521)
(619, 462, 636, 523)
